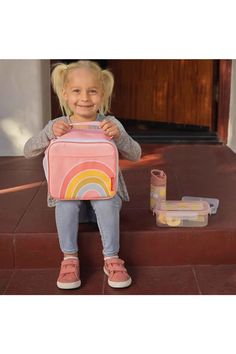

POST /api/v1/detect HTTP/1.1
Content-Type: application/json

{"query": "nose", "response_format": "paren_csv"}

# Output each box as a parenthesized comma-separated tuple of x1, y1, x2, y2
(80, 90, 89, 101)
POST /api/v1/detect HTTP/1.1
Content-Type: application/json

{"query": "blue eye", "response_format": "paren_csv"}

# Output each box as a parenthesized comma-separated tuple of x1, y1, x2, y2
(89, 89, 97, 94)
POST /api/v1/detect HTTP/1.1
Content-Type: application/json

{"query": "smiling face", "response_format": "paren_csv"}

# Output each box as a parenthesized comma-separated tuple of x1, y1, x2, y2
(62, 68, 104, 121)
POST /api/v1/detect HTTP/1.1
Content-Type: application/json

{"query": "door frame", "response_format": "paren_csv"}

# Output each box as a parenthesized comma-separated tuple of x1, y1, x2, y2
(217, 60, 232, 143)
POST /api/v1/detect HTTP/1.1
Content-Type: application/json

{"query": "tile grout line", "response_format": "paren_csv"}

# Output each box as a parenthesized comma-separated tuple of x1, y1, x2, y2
(3, 269, 16, 295)
(102, 269, 106, 295)
(192, 266, 203, 295)
(12, 180, 45, 234)
(12, 180, 45, 269)
(12, 236, 16, 268)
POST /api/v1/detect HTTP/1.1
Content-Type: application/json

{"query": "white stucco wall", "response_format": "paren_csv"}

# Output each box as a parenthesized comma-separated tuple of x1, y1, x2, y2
(0, 60, 51, 156)
(227, 60, 236, 153)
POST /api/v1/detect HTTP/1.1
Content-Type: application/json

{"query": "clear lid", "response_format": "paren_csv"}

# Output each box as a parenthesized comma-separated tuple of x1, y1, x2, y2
(155, 200, 211, 216)
(182, 196, 219, 214)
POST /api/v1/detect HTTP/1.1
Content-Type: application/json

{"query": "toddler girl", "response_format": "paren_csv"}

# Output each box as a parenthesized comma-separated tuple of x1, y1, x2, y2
(24, 60, 141, 290)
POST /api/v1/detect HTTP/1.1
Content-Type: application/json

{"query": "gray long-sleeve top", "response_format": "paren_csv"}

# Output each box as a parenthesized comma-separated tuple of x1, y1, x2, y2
(24, 114, 142, 207)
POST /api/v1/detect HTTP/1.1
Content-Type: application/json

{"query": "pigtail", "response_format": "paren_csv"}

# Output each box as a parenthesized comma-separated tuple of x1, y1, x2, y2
(51, 63, 70, 116)
(101, 69, 114, 114)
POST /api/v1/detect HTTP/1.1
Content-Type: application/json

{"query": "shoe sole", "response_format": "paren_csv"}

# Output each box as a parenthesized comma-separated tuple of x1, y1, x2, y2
(103, 267, 132, 288)
(57, 280, 81, 290)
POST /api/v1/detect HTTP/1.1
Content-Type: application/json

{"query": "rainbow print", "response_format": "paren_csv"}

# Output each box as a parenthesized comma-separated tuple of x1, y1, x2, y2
(59, 161, 116, 200)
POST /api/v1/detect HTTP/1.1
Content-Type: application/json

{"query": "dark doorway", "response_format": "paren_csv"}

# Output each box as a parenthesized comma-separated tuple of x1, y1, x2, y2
(107, 59, 219, 144)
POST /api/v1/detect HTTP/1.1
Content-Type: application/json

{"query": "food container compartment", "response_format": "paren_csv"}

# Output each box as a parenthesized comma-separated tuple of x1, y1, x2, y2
(154, 200, 211, 227)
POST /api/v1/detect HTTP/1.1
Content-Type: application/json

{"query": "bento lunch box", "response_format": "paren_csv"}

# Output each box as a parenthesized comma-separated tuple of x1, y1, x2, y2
(154, 200, 211, 227)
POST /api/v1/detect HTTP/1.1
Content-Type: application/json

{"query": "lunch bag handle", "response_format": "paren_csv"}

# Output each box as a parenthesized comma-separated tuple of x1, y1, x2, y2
(69, 121, 101, 130)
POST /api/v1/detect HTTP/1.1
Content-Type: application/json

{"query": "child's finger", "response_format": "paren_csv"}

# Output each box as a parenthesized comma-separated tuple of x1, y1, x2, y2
(100, 120, 120, 139)
(53, 120, 71, 136)
(62, 122, 71, 132)
(100, 120, 110, 131)
(101, 120, 113, 132)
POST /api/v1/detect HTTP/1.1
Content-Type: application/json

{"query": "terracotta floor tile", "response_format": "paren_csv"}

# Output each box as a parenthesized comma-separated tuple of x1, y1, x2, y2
(0, 270, 13, 294)
(194, 264, 236, 295)
(78, 234, 103, 266)
(104, 266, 199, 295)
(0, 170, 44, 233)
(14, 232, 103, 268)
(5, 267, 104, 295)
(25, 181, 48, 210)
(122, 229, 236, 266)
(0, 170, 44, 189)
(15, 208, 57, 233)
(0, 156, 44, 171)
(0, 234, 14, 268)
(120, 209, 156, 232)
(14, 233, 61, 268)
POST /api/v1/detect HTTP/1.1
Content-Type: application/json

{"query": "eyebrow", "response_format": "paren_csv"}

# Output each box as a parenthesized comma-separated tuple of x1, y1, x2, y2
(71, 86, 100, 90)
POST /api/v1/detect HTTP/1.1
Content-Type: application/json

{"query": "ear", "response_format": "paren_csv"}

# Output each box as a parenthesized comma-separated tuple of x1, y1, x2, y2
(62, 88, 67, 101)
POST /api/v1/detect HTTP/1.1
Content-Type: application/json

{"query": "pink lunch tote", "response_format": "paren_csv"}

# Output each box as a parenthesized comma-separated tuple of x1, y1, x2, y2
(43, 122, 119, 200)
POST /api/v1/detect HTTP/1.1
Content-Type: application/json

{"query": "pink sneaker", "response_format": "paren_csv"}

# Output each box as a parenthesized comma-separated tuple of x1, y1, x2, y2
(104, 257, 132, 288)
(57, 257, 81, 290)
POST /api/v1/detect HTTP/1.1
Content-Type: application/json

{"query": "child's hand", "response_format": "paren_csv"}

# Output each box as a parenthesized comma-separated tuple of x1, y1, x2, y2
(53, 120, 71, 137)
(100, 120, 120, 140)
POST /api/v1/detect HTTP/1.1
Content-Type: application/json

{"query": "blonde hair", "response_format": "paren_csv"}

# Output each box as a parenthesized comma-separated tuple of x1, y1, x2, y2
(51, 60, 114, 116)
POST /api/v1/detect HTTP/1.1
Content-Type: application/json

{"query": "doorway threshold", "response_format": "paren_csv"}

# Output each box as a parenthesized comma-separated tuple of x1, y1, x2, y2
(129, 131, 221, 144)
(119, 119, 222, 144)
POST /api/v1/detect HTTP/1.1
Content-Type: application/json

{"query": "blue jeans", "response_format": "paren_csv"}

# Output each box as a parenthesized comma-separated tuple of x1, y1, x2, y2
(55, 194, 122, 257)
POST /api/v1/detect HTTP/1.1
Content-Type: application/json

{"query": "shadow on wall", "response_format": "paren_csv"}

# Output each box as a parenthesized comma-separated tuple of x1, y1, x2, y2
(0, 117, 32, 155)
